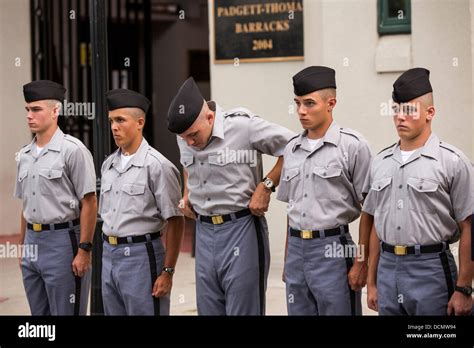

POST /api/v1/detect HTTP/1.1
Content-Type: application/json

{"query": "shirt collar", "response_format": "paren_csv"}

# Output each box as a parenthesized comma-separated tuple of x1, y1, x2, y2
(210, 102, 225, 141)
(110, 137, 149, 170)
(292, 121, 341, 152)
(385, 132, 440, 162)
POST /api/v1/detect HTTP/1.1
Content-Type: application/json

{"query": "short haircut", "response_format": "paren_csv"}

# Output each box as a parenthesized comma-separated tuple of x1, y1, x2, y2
(316, 88, 336, 101)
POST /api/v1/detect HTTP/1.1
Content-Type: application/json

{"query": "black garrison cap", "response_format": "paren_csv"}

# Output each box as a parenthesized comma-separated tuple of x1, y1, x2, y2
(392, 68, 433, 103)
(292, 66, 336, 96)
(106, 89, 151, 113)
(23, 80, 66, 103)
(167, 77, 205, 134)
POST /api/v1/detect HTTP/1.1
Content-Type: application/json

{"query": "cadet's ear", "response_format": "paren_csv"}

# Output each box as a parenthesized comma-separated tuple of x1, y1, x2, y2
(52, 102, 61, 119)
(328, 97, 337, 112)
(426, 106, 435, 121)
(206, 110, 214, 125)
(137, 116, 145, 129)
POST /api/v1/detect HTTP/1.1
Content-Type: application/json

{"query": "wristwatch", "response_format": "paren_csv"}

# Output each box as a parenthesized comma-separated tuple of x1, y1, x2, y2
(262, 177, 276, 192)
(78, 242, 93, 252)
(162, 267, 175, 276)
(454, 285, 472, 297)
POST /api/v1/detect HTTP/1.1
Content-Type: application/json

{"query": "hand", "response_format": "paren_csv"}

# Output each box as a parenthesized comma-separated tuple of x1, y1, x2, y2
(72, 249, 91, 277)
(447, 291, 472, 316)
(249, 183, 271, 216)
(152, 272, 172, 297)
(179, 197, 196, 220)
(367, 283, 378, 312)
(348, 260, 368, 291)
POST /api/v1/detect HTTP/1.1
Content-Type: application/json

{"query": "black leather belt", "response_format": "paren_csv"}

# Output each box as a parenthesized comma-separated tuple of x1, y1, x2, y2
(103, 232, 161, 246)
(27, 218, 80, 232)
(199, 208, 252, 225)
(382, 242, 447, 255)
(289, 225, 349, 239)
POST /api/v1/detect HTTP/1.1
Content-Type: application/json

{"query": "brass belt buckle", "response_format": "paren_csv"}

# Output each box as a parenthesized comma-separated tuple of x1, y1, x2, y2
(108, 236, 118, 245)
(394, 245, 407, 255)
(32, 223, 42, 232)
(301, 230, 313, 239)
(211, 215, 224, 225)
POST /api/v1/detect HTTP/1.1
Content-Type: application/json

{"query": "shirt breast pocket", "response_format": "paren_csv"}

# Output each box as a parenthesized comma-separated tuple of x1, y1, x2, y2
(208, 154, 235, 185)
(18, 170, 28, 193)
(99, 183, 112, 215)
(281, 167, 300, 200)
(370, 177, 392, 212)
(312, 166, 345, 200)
(39, 168, 64, 196)
(407, 177, 439, 214)
(120, 183, 146, 214)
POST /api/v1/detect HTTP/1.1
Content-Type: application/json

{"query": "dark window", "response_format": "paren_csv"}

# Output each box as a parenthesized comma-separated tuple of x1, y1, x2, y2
(378, 0, 411, 35)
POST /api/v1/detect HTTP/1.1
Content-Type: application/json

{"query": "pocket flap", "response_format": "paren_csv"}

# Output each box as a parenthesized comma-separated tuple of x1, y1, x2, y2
(39, 168, 63, 180)
(208, 154, 232, 166)
(18, 170, 28, 182)
(121, 183, 146, 196)
(371, 177, 392, 191)
(407, 177, 439, 193)
(283, 168, 300, 181)
(180, 154, 194, 168)
(101, 183, 112, 194)
(313, 166, 342, 179)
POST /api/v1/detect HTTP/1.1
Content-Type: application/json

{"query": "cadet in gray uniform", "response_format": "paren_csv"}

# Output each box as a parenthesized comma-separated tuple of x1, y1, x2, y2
(100, 89, 184, 315)
(15, 80, 97, 315)
(364, 68, 473, 315)
(167, 77, 295, 315)
(277, 66, 373, 315)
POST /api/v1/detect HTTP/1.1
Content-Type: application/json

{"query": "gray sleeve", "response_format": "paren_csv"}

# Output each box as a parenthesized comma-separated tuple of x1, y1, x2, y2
(13, 159, 23, 199)
(450, 156, 474, 223)
(350, 139, 373, 203)
(67, 145, 97, 200)
(276, 157, 289, 203)
(361, 165, 375, 216)
(151, 161, 183, 220)
(249, 116, 296, 156)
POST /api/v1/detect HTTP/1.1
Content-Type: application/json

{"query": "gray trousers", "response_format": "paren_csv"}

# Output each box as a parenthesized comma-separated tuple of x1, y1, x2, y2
(377, 246, 457, 315)
(21, 224, 91, 315)
(195, 214, 270, 315)
(285, 230, 362, 315)
(101, 236, 169, 315)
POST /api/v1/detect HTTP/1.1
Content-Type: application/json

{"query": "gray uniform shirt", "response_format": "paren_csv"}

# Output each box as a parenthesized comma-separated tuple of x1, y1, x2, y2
(178, 102, 296, 216)
(14, 127, 96, 224)
(362, 133, 473, 245)
(277, 121, 372, 230)
(100, 137, 183, 237)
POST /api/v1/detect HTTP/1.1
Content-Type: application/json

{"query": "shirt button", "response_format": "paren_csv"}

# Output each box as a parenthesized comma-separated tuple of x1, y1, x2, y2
(304, 193, 308, 198)
(419, 186, 423, 190)
(116, 191, 119, 194)
(203, 181, 207, 184)
(111, 227, 114, 230)
(323, 172, 327, 176)
(397, 226, 401, 230)
(286, 176, 289, 179)
(207, 198, 211, 201)
(48, 174, 51, 178)
(33, 209, 36, 212)
(184, 161, 187, 165)
(305, 174, 309, 178)
(32, 192, 35, 195)
(113, 209, 116, 212)
(302, 213, 306, 217)
(398, 185, 402, 189)
(200, 162, 204, 165)
(32, 175, 35, 179)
